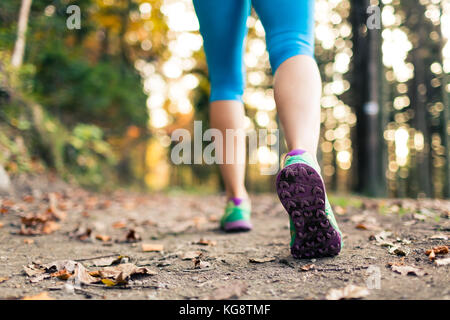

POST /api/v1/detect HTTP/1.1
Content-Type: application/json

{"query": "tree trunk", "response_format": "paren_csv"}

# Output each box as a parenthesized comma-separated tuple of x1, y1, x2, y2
(407, 3, 434, 197)
(11, 0, 33, 68)
(350, 0, 385, 196)
(437, 4, 450, 198)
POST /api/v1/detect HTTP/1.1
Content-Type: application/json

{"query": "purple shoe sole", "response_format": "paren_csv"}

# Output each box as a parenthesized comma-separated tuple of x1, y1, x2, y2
(276, 163, 341, 259)
(223, 220, 253, 233)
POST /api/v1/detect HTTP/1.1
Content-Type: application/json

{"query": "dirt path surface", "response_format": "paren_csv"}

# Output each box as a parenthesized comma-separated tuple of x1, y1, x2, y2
(0, 176, 449, 300)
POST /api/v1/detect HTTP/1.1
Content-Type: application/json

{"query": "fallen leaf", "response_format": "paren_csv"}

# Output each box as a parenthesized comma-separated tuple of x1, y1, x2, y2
(47, 193, 67, 221)
(22, 292, 53, 300)
(249, 257, 276, 264)
(0, 222, 3, 228)
(300, 264, 316, 271)
(70, 226, 92, 241)
(388, 246, 410, 256)
(142, 243, 164, 252)
(19, 214, 61, 235)
(23, 238, 34, 244)
(195, 238, 217, 246)
(23, 263, 46, 277)
(326, 285, 370, 300)
(425, 246, 449, 256)
(194, 259, 211, 269)
(390, 265, 427, 277)
(96, 263, 156, 285)
(23, 195, 35, 203)
(72, 262, 100, 284)
(95, 234, 112, 242)
(41, 221, 60, 234)
(89, 255, 129, 267)
(428, 250, 436, 261)
(44, 260, 77, 274)
(0, 277, 8, 283)
(125, 229, 141, 243)
(112, 221, 127, 229)
(51, 269, 71, 280)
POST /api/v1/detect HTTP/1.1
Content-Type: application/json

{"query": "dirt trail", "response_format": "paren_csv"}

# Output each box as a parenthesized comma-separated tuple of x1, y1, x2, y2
(0, 176, 449, 300)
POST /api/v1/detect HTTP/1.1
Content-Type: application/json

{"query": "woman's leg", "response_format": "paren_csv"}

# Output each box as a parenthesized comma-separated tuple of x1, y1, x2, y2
(252, 0, 320, 160)
(253, 0, 342, 258)
(274, 56, 322, 159)
(193, 0, 250, 199)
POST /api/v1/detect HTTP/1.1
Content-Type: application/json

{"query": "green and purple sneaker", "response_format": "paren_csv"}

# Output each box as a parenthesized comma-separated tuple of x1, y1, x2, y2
(276, 149, 343, 259)
(220, 198, 252, 232)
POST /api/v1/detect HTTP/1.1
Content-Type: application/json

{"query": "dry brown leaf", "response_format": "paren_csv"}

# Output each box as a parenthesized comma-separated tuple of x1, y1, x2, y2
(194, 258, 210, 269)
(41, 221, 60, 234)
(19, 214, 60, 235)
(72, 262, 100, 284)
(142, 243, 164, 252)
(112, 221, 127, 229)
(89, 255, 129, 267)
(22, 292, 53, 300)
(300, 264, 316, 271)
(249, 257, 276, 264)
(70, 226, 92, 241)
(326, 285, 370, 300)
(355, 223, 379, 231)
(23, 238, 34, 244)
(0, 277, 8, 283)
(23, 195, 35, 203)
(429, 250, 436, 261)
(47, 192, 67, 221)
(95, 234, 112, 242)
(195, 238, 217, 246)
(425, 246, 449, 256)
(125, 229, 141, 243)
(97, 263, 156, 285)
(50, 269, 71, 280)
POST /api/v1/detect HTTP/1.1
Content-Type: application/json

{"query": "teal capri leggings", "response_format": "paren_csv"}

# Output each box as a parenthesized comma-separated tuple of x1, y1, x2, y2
(193, 0, 315, 102)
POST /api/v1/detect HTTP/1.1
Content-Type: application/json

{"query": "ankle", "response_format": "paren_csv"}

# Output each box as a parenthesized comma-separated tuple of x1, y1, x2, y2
(226, 190, 249, 201)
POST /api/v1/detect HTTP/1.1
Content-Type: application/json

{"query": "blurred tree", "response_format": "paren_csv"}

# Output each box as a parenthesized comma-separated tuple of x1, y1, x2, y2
(350, 0, 386, 197)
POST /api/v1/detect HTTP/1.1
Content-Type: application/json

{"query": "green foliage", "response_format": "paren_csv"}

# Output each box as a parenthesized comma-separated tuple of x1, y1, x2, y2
(65, 124, 117, 187)
(0, 0, 149, 189)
